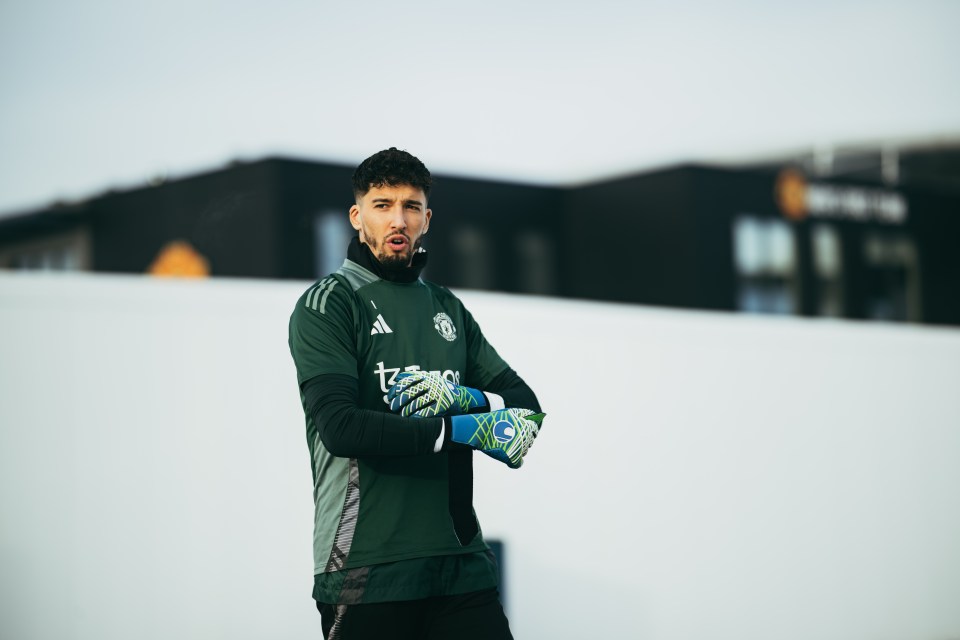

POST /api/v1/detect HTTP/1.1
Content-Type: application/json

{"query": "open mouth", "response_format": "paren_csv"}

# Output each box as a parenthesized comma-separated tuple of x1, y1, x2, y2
(386, 235, 409, 250)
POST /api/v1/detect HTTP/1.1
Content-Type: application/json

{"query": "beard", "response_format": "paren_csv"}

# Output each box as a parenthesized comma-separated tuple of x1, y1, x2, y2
(366, 233, 423, 268)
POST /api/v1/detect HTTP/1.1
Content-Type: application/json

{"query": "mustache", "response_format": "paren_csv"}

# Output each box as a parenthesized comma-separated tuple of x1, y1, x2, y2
(384, 232, 410, 242)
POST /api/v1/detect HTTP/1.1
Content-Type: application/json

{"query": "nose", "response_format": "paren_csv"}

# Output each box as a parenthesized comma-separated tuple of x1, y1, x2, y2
(388, 204, 406, 229)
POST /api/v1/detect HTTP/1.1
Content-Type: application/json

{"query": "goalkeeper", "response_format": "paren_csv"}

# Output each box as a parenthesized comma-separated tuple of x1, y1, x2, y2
(288, 147, 543, 640)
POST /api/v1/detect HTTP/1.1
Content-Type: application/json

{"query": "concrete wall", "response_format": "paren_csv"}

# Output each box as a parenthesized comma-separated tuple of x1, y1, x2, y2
(1, 272, 959, 640)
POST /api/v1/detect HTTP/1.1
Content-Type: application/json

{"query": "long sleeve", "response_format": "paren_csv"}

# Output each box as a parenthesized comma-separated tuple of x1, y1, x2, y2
(301, 373, 443, 458)
(482, 366, 541, 412)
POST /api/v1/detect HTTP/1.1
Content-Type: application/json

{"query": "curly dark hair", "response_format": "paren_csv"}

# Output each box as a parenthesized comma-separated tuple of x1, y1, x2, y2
(352, 147, 432, 200)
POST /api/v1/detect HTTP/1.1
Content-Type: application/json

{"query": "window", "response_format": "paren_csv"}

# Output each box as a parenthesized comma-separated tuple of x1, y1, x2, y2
(514, 231, 555, 294)
(733, 215, 799, 314)
(812, 224, 844, 317)
(314, 211, 351, 278)
(862, 233, 921, 322)
(452, 227, 492, 289)
(0, 230, 90, 271)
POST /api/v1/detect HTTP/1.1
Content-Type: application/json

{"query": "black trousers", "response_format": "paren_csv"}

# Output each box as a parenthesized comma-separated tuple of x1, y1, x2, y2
(316, 588, 514, 640)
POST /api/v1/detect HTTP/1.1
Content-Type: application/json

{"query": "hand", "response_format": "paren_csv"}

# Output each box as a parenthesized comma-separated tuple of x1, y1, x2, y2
(449, 409, 545, 469)
(387, 371, 486, 418)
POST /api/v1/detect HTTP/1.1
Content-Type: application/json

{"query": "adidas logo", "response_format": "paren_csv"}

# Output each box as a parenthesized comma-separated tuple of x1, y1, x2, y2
(370, 314, 393, 335)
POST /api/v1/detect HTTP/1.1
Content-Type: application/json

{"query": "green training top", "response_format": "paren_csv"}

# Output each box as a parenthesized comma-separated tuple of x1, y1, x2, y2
(288, 257, 512, 602)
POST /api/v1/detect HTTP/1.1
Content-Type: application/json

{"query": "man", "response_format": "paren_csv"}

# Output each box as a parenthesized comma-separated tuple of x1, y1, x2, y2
(288, 147, 544, 639)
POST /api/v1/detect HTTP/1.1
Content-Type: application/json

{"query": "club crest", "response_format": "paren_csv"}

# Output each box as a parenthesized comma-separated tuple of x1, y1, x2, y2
(433, 312, 457, 342)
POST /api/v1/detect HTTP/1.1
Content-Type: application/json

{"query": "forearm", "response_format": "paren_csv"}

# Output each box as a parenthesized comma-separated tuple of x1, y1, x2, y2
(481, 367, 541, 412)
(302, 374, 443, 457)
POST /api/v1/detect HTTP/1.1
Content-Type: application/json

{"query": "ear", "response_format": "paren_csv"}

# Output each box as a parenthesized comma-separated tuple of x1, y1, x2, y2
(349, 204, 362, 232)
(423, 208, 432, 234)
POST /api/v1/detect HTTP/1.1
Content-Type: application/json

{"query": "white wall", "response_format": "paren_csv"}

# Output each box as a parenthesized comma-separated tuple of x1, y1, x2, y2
(1, 272, 959, 640)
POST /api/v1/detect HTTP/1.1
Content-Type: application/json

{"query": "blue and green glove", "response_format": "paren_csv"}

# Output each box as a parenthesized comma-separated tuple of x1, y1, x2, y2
(448, 409, 545, 469)
(387, 371, 487, 418)
(386, 371, 544, 468)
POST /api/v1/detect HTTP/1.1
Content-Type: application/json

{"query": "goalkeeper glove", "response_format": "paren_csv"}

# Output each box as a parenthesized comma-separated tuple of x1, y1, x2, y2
(387, 371, 487, 418)
(448, 409, 545, 469)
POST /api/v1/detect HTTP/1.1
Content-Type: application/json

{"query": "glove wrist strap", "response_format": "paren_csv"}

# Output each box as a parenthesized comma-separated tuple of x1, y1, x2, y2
(483, 391, 505, 411)
(434, 420, 446, 453)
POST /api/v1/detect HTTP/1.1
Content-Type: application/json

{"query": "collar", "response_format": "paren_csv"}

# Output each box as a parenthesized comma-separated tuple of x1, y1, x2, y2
(347, 236, 428, 284)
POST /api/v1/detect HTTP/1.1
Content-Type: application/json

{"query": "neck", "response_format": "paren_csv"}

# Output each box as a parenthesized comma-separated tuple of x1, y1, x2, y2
(347, 237, 427, 283)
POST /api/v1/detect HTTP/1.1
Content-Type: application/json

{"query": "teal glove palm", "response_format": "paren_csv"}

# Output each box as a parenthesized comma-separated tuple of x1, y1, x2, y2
(387, 371, 486, 418)
(449, 409, 545, 469)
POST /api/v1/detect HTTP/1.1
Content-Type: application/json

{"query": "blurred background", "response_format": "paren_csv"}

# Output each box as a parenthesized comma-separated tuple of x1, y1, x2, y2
(2, 1, 959, 639)
(2, 1, 959, 324)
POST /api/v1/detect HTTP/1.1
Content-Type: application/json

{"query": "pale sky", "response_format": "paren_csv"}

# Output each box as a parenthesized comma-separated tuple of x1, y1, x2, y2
(1, 0, 958, 216)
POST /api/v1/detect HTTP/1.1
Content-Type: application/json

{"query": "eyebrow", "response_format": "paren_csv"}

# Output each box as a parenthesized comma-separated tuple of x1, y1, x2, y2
(371, 197, 423, 207)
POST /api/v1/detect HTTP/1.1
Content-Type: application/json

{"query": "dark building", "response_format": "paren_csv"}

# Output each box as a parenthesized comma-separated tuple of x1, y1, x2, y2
(564, 163, 960, 325)
(0, 158, 562, 296)
(2, 148, 958, 326)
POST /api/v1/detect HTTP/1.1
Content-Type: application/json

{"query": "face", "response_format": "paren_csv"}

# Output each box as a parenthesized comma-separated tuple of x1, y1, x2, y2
(350, 184, 432, 268)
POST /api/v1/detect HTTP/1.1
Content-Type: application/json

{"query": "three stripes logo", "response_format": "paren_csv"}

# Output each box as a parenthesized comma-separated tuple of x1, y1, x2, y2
(370, 314, 393, 335)
(305, 277, 338, 314)
(305, 279, 394, 336)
